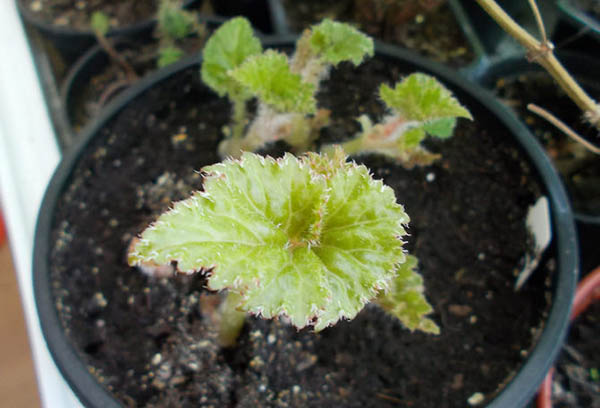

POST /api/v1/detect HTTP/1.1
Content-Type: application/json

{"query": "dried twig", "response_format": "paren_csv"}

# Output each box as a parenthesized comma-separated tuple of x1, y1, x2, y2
(527, 0, 547, 43)
(476, 0, 600, 129)
(527, 104, 600, 155)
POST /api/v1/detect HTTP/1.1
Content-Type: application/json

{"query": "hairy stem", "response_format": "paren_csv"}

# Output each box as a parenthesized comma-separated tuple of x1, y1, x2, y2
(475, 0, 600, 128)
(231, 98, 248, 141)
(332, 135, 367, 156)
(217, 291, 246, 348)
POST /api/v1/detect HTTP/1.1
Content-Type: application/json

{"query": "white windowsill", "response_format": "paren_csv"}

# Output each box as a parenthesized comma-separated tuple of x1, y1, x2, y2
(0, 1, 83, 407)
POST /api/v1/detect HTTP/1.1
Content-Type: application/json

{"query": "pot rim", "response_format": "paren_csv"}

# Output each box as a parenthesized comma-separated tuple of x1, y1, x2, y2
(16, 0, 201, 39)
(33, 37, 579, 408)
(556, 0, 600, 40)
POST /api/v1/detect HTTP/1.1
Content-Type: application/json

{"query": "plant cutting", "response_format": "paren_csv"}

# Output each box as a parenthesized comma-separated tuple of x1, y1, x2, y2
(33, 16, 578, 408)
(129, 16, 473, 347)
(201, 17, 471, 164)
(129, 149, 440, 347)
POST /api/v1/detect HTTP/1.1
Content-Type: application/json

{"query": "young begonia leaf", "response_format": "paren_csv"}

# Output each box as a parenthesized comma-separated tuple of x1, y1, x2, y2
(309, 19, 374, 66)
(129, 151, 439, 332)
(158, 46, 185, 68)
(201, 17, 262, 99)
(157, 0, 196, 40)
(423, 117, 457, 139)
(401, 127, 426, 148)
(375, 255, 440, 334)
(91, 11, 110, 36)
(230, 51, 316, 114)
(380, 73, 472, 123)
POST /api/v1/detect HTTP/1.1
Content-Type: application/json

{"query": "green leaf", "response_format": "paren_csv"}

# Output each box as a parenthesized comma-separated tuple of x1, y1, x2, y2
(129, 151, 411, 330)
(157, 46, 185, 68)
(375, 255, 440, 334)
(201, 17, 262, 99)
(423, 117, 457, 139)
(309, 19, 374, 66)
(401, 127, 426, 148)
(90, 11, 110, 36)
(157, 0, 196, 40)
(380, 73, 472, 122)
(231, 50, 316, 114)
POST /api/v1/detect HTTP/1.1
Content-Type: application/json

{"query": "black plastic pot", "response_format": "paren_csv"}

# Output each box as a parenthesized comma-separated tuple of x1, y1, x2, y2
(209, 0, 273, 33)
(474, 52, 600, 224)
(34, 38, 578, 408)
(16, 0, 202, 61)
(556, 0, 600, 42)
(59, 15, 227, 141)
(266, 0, 486, 72)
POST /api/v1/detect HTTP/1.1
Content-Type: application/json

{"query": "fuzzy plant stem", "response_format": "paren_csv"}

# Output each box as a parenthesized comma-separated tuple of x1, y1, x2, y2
(336, 135, 367, 156)
(475, 0, 600, 128)
(231, 98, 248, 142)
(217, 291, 246, 348)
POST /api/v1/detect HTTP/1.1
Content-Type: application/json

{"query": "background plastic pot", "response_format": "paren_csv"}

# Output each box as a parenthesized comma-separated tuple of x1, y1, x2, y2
(266, 0, 486, 73)
(474, 52, 600, 276)
(536, 265, 600, 408)
(556, 0, 600, 43)
(34, 38, 578, 408)
(209, 0, 273, 33)
(474, 52, 600, 223)
(59, 15, 227, 142)
(16, 0, 202, 61)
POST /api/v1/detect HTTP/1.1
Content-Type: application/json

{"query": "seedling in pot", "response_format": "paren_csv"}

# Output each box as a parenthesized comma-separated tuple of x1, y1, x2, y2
(201, 17, 374, 157)
(90, 11, 139, 83)
(129, 149, 439, 347)
(201, 17, 471, 168)
(155, 0, 206, 68)
(129, 18, 473, 347)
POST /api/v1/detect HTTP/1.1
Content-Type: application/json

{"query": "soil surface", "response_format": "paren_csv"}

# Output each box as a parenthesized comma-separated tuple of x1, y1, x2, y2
(575, 0, 600, 20)
(493, 70, 600, 217)
(280, 0, 474, 66)
(22, 0, 160, 31)
(552, 301, 600, 407)
(49, 56, 552, 407)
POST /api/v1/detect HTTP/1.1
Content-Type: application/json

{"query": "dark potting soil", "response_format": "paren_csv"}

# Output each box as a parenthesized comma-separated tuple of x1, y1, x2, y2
(493, 71, 600, 217)
(23, 0, 159, 31)
(68, 35, 206, 133)
(49, 57, 551, 407)
(280, 0, 474, 67)
(552, 301, 600, 407)
(575, 0, 600, 20)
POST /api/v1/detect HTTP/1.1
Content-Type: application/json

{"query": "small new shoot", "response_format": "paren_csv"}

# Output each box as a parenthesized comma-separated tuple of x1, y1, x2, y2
(201, 18, 374, 158)
(155, 0, 206, 68)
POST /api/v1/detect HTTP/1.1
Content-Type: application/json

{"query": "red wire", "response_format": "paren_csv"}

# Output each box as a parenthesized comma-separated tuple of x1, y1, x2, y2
(0, 211, 6, 247)
(537, 266, 600, 408)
